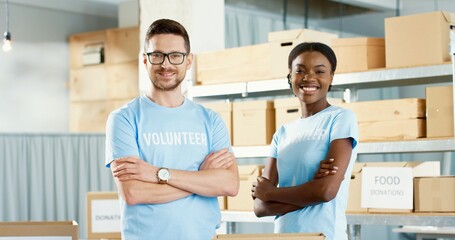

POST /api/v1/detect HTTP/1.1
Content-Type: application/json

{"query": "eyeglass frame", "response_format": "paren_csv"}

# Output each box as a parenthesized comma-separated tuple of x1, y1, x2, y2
(145, 51, 188, 65)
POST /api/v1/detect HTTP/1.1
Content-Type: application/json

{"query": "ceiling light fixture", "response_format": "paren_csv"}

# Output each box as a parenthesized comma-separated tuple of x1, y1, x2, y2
(3, 0, 12, 52)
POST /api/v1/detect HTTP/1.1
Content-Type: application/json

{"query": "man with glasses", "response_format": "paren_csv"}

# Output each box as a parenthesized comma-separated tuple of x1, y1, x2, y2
(105, 19, 239, 240)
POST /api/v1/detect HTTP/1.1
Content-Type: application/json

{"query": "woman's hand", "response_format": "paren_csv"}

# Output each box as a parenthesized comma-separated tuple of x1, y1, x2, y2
(252, 176, 276, 201)
(314, 158, 338, 179)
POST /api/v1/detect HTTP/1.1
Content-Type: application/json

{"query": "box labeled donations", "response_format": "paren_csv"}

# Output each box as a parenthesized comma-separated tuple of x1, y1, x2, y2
(361, 166, 413, 210)
(360, 161, 440, 212)
(87, 191, 121, 239)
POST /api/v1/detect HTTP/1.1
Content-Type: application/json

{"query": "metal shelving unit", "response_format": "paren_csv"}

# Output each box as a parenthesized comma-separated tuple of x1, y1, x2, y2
(232, 138, 455, 158)
(188, 63, 452, 97)
(221, 211, 455, 227)
(190, 63, 455, 156)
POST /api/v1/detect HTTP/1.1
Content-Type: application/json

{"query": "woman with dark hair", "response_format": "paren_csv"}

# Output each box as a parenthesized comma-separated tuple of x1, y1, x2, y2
(252, 42, 358, 240)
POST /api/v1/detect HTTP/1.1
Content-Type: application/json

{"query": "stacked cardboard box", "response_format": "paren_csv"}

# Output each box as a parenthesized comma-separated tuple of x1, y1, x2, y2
(340, 98, 426, 141)
(196, 29, 337, 85)
(227, 165, 264, 211)
(385, 11, 455, 68)
(233, 100, 275, 146)
(331, 37, 385, 73)
(414, 176, 455, 212)
(268, 29, 337, 79)
(426, 85, 454, 138)
(202, 101, 233, 144)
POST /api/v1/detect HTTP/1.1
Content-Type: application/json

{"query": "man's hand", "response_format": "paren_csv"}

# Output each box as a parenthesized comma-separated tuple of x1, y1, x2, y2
(112, 156, 159, 183)
(251, 176, 276, 201)
(199, 148, 235, 170)
(314, 158, 338, 179)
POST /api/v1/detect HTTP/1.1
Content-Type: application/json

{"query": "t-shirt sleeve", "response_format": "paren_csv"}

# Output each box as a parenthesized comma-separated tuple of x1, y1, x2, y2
(209, 111, 232, 152)
(105, 110, 139, 168)
(268, 127, 283, 159)
(330, 109, 359, 149)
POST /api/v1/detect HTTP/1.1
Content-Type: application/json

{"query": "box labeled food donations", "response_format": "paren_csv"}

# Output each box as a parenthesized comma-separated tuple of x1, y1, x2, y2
(233, 100, 275, 146)
(426, 85, 454, 138)
(0, 221, 78, 240)
(331, 37, 385, 73)
(86, 191, 121, 239)
(268, 29, 337, 79)
(414, 176, 455, 212)
(215, 233, 326, 240)
(385, 11, 455, 68)
(227, 165, 264, 211)
(360, 161, 440, 212)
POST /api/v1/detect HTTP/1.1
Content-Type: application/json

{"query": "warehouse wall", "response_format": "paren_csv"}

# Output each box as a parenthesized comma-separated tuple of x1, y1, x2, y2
(0, 3, 117, 133)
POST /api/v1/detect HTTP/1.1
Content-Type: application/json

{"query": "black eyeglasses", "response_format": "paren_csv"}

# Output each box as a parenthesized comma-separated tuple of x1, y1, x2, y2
(145, 52, 187, 65)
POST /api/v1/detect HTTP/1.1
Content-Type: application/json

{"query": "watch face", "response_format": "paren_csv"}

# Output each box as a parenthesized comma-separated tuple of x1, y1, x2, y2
(158, 168, 170, 181)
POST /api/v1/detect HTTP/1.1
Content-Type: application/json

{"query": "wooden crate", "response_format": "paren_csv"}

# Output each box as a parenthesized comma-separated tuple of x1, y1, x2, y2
(106, 27, 140, 65)
(69, 30, 107, 69)
(107, 61, 139, 100)
(69, 65, 108, 101)
(69, 100, 129, 133)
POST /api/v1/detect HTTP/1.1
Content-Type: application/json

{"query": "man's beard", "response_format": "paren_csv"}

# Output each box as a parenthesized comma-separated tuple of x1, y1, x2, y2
(151, 75, 184, 91)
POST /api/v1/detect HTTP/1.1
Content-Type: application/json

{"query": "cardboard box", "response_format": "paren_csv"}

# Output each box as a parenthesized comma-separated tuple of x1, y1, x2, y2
(385, 11, 455, 68)
(340, 98, 426, 141)
(233, 100, 275, 146)
(219, 196, 227, 210)
(340, 98, 425, 122)
(332, 37, 385, 73)
(426, 85, 454, 138)
(414, 176, 455, 212)
(268, 29, 337, 79)
(358, 119, 426, 142)
(203, 102, 233, 144)
(215, 233, 326, 240)
(274, 97, 301, 129)
(346, 162, 368, 213)
(86, 191, 121, 239)
(359, 161, 440, 213)
(0, 221, 78, 239)
(227, 165, 264, 211)
(196, 43, 273, 85)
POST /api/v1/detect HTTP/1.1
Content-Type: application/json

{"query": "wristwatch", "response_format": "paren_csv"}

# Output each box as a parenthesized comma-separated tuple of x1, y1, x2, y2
(157, 167, 171, 184)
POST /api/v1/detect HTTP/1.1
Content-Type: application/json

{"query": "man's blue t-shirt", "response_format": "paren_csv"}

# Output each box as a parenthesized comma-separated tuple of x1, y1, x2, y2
(105, 95, 231, 240)
(269, 105, 358, 240)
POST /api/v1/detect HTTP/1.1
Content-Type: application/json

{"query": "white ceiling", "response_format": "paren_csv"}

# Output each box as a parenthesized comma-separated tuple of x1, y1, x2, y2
(8, 0, 130, 18)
